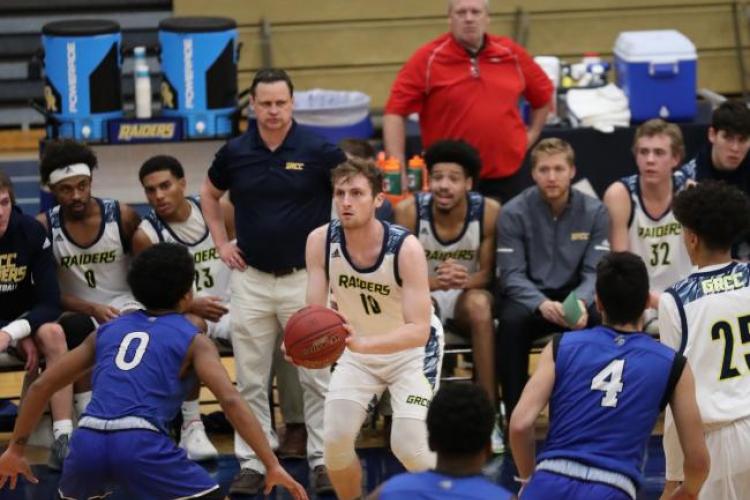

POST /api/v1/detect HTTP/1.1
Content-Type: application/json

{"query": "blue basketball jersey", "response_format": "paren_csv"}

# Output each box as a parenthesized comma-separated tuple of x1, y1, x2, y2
(538, 326, 681, 485)
(379, 470, 513, 500)
(84, 310, 199, 434)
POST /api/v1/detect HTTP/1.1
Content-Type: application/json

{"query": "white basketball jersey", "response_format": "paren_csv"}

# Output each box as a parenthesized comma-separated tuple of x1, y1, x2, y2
(140, 197, 230, 302)
(415, 191, 483, 277)
(663, 262, 750, 425)
(47, 198, 136, 310)
(327, 219, 423, 360)
(622, 172, 693, 291)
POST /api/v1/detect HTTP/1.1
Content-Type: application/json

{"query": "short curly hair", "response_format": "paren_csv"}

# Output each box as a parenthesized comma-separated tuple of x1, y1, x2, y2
(424, 140, 481, 181)
(127, 243, 194, 310)
(426, 383, 494, 456)
(673, 180, 750, 252)
(39, 139, 98, 185)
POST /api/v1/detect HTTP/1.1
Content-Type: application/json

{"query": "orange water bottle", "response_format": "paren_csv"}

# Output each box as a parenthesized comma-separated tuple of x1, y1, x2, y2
(381, 156, 402, 196)
(407, 155, 426, 192)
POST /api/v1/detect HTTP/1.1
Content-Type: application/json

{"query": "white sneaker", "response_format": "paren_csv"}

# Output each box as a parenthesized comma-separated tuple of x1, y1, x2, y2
(179, 420, 219, 461)
(491, 422, 506, 455)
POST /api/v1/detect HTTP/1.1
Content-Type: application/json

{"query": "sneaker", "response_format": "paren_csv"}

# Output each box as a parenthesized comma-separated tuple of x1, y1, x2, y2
(179, 420, 219, 461)
(312, 465, 334, 495)
(277, 423, 307, 459)
(48, 434, 70, 471)
(491, 422, 506, 455)
(229, 468, 265, 496)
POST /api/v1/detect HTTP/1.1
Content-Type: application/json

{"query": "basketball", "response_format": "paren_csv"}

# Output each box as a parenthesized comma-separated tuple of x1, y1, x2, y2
(284, 305, 348, 369)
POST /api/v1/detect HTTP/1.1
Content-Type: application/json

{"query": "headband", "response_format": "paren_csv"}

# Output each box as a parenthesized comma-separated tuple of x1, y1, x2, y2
(48, 163, 91, 185)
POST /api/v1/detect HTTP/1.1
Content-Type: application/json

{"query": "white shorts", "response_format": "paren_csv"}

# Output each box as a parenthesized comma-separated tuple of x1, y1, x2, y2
(206, 307, 231, 341)
(432, 289, 462, 323)
(664, 412, 750, 499)
(326, 317, 444, 420)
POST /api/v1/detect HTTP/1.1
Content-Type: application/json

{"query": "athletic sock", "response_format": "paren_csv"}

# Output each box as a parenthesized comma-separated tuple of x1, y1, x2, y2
(52, 419, 73, 440)
(74, 391, 92, 417)
(182, 399, 201, 428)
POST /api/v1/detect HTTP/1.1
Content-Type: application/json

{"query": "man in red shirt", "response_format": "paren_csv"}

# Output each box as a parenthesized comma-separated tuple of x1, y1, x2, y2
(383, 0, 553, 203)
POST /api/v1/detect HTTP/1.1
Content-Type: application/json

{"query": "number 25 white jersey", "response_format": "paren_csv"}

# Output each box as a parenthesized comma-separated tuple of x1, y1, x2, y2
(659, 261, 750, 425)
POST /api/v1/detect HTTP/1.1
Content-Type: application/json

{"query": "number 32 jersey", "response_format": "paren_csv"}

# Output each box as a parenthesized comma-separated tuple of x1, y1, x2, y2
(538, 326, 682, 487)
(620, 172, 693, 291)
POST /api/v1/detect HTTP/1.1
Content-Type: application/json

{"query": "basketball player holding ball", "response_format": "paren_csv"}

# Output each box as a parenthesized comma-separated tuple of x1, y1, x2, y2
(303, 157, 443, 500)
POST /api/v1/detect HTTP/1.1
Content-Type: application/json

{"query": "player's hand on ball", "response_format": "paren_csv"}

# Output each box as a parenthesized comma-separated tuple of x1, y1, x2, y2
(265, 463, 309, 500)
(0, 449, 38, 490)
(344, 323, 369, 353)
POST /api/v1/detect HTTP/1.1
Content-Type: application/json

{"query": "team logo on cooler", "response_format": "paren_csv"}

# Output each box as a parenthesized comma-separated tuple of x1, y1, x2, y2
(183, 38, 194, 110)
(66, 42, 78, 113)
(117, 123, 177, 141)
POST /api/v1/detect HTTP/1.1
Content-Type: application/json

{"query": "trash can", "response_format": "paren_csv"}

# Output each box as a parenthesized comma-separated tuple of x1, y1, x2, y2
(293, 89, 373, 145)
(159, 16, 238, 138)
(42, 19, 123, 141)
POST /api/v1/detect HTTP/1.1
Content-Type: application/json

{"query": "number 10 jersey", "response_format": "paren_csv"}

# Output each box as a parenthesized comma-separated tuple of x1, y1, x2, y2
(327, 219, 420, 357)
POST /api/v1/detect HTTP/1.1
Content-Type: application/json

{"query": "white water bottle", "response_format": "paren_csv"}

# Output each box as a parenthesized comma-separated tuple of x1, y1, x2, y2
(133, 46, 152, 119)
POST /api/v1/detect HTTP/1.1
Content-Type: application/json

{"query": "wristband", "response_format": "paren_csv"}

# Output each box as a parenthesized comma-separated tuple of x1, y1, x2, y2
(2, 319, 31, 341)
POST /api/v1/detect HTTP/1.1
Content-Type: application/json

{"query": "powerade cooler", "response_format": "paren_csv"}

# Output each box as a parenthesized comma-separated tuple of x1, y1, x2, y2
(158, 17, 238, 138)
(614, 30, 697, 122)
(42, 20, 123, 141)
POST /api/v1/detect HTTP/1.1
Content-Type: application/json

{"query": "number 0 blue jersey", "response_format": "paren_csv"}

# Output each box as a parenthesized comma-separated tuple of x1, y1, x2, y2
(538, 326, 682, 486)
(84, 310, 199, 434)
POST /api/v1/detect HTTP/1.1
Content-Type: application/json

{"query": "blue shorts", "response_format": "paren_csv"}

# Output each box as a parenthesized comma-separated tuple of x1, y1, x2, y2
(523, 470, 632, 500)
(59, 428, 218, 499)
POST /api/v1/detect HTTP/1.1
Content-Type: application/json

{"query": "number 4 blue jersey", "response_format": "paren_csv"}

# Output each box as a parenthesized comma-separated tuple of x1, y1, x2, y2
(538, 326, 683, 486)
(84, 310, 200, 434)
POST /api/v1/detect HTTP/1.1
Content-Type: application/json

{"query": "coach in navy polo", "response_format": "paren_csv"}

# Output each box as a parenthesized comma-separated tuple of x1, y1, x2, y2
(201, 68, 344, 496)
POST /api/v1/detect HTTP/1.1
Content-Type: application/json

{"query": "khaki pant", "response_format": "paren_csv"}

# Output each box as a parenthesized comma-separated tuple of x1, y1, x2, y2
(230, 266, 329, 472)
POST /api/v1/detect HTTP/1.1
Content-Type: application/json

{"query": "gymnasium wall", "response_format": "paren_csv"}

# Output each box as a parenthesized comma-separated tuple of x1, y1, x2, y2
(174, 0, 750, 108)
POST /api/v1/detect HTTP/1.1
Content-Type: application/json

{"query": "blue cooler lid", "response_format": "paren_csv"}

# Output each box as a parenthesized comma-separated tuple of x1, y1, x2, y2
(159, 17, 236, 33)
(42, 19, 120, 36)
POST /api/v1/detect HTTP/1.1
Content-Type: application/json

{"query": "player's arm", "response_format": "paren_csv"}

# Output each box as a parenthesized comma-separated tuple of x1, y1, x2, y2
(61, 293, 119, 324)
(118, 203, 141, 253)
(602, 181, 631, 252)
(393, 196, 417, 233)
(188, 335, 308, 499)
(348, 235, 431, 355)
(465, 197, 500, 290)
(131, 227, 155, 255)
(305, 225, 329, 307)
(0, 331, 96, 488)
(200, 177, 245, 270)
(667, 362, 710, 498)
(658, 292, 682, 350)
(509, 341, 555, 481)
